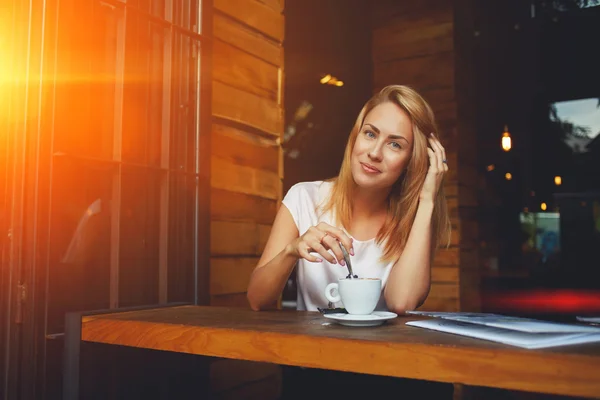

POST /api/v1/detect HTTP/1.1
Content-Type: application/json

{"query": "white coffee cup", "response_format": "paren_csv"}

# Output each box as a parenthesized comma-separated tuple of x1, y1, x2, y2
(324, 278, 382, 315)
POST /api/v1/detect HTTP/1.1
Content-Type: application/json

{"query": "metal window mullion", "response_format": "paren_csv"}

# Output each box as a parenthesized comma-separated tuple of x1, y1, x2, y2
(193, 33, 202, 304)
(109, 5, 126, 309)
(158, 23, 173, 304)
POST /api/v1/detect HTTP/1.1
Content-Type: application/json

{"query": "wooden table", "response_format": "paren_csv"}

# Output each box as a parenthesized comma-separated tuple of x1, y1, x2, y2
(63, 304, 600, 399)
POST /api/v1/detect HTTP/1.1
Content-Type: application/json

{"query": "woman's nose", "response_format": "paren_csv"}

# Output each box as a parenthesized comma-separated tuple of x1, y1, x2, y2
(368, 144, 383, 161)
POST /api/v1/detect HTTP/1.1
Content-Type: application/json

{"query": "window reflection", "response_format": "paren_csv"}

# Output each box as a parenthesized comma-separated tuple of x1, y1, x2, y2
(48, 158, 113, 334)
(46, 0, 206, 332)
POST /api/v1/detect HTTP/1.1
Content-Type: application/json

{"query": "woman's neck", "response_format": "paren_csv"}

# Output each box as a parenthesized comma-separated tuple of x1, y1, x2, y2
(352, 185, 390, 220)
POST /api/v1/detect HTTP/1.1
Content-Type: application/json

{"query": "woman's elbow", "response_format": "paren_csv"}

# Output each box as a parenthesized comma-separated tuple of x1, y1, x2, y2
(387, 299, 419, 314)
(385, 293, 427, 314)
(246, 290, 263, 311)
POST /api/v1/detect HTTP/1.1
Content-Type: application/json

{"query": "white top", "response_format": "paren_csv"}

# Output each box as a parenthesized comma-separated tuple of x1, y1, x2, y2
(281, 180, 395, 311)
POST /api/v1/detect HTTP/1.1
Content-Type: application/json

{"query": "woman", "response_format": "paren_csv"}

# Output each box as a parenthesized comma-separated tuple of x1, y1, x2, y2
(247, 84, 451, 313)
(246, 85, 453, 399)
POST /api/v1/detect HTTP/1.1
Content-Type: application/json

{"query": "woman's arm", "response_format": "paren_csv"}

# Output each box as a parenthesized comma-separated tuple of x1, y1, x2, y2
(383, 200, 434, 313)
(247, 204, 354, 311)
(384, 134, 447, 313)
(247, 205, 300, 311)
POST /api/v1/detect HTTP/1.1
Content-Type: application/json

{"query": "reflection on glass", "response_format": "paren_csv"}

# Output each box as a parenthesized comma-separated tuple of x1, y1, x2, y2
(48, 158, 113, 334)
(122, 15, 165, 166)
(119, 166, 160, 307)
(175, 0, 200, 32)
(171, 34, 199, 172)
(168, 173, 197, 302)
(54, 2, 122, 160)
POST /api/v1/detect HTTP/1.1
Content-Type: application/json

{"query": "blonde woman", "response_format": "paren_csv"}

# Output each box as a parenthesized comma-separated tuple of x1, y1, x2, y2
(247, 85, 453, 398)
(248, 84, 451, 313)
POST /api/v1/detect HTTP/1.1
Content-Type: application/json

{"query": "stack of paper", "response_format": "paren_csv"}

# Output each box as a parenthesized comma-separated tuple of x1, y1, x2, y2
(405, 311, 600, 349)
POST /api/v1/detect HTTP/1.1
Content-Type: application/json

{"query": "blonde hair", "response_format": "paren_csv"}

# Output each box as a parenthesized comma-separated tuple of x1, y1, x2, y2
(321, 85, 451, 262)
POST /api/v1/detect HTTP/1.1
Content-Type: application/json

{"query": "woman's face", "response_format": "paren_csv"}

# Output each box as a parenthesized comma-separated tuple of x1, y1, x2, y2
(351, 102, 414, 191)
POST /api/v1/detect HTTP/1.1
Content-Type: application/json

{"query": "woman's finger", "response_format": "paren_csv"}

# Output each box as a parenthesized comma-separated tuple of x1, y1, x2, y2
(427, 147, 438, 173)
(429, 136, 444, 172)
(298, 247, 323, 263)
(307, 240, 337, 264)
(321, 235, 346, 265)
(317, 222, 354, 255)
(434, 135, 448, 172)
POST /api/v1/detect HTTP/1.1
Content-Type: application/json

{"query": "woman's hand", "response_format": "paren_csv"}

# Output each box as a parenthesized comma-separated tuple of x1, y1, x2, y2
(286, 222, 354, 265)
(420, 133, 448, 203)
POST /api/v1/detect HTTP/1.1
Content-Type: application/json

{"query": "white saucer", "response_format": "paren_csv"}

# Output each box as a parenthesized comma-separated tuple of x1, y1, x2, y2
(323, 311, 398, 327)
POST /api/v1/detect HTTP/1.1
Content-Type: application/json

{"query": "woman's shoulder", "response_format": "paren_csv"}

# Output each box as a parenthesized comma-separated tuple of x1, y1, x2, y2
(285, 180, 333, 200)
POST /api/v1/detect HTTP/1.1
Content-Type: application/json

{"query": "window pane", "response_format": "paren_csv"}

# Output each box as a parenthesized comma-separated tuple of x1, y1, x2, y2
(122, 15, 166, 166)
(119, 166, 160, 307)
(137, 0, 166, 18)
(47, 157, 114, 333)
(171, 35, 199, 172)
(54, 1, 123, 160)
(167, 172, 197, 302)
(174, 0, 199, 31)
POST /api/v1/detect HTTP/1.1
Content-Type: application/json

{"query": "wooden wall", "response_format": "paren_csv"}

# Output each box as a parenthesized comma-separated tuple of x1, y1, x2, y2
(371, 0, 480, 312)
(207, 0, 285, 398)
(209, 0, 285, 308)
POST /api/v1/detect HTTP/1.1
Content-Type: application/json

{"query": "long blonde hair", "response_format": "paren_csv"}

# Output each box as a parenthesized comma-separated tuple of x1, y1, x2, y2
(321, 85, 451, 262)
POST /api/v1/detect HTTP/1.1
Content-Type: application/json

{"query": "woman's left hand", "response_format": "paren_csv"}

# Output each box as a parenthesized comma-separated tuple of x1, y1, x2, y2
(420, 133, 448, 202)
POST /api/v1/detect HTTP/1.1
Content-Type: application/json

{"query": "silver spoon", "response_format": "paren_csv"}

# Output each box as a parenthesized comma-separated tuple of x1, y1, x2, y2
(339, 242, 358, 279)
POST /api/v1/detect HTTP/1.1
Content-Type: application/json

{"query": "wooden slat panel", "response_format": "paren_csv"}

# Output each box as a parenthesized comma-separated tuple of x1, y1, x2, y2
(211, 156, 280, 200)
(213, 13, 283, 67)
(373, 19, 453, 63)
(434, 247, 459, 267)
(212, 124, 279, 173)
(255, 0, 283, 13)
(460, 248, 479, 270)
(210, 257, 258, 295)
(371, 0, 452, 25)
(213, 81, 282, 137)
(460, 218, 478, 250)
(210, 293, 250, 308)
(211, 221, 270, 255)
(419, 296, 458, 312)
(213, 39, 279, 100)
(431, 266, 459, 283)
(374, 52, 455, 92)
(211, 189, 278, 225)
(428, 282, 459, 299)
(214, 0, 284, 42)
(459, 268, 481, 312)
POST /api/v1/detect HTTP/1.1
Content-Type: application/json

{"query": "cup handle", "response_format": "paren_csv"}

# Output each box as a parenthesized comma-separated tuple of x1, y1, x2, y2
(325, 283, 340, 304)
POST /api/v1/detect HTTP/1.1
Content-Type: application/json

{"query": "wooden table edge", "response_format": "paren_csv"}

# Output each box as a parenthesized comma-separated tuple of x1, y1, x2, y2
(80, 314, 600, 399)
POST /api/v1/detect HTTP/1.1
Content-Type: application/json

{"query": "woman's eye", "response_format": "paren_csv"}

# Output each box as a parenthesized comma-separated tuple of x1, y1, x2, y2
(365, 130, 376, 139)
(389, 142, 401, 150)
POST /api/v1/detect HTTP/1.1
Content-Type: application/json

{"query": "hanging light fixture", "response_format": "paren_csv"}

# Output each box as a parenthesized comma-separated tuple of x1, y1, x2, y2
(501, 125, 512, 152)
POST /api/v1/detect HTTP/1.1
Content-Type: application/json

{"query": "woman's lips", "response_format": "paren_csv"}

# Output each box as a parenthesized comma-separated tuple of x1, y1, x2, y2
(360, 162, 381, 173)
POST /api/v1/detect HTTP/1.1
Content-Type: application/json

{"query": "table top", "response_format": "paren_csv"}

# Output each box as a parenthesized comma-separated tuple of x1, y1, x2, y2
(80, 305, 600, 398)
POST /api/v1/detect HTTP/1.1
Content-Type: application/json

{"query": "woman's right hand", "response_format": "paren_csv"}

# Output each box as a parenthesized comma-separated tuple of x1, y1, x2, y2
(286, 222, 354, 265)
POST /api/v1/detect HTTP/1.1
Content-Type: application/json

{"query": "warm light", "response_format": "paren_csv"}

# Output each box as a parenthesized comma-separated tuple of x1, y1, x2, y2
(320, 74, 344, 87)
(554, 176, 562, 185)
(486, 164, 495, 171)
(541, 202, 547, 211)
(320, 74, 332, 84)
(505, 172, 512, 180)
(501, 125, 512, 151)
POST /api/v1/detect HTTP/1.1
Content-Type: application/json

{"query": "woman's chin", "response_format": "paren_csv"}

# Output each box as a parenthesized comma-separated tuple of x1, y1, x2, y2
(352, 173, 385, 190)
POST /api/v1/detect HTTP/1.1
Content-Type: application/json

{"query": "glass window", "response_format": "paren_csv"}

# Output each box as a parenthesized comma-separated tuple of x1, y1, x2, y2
(47, 0, 207, 332)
